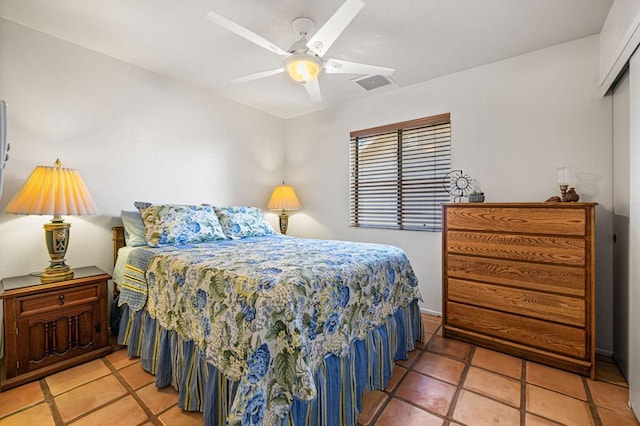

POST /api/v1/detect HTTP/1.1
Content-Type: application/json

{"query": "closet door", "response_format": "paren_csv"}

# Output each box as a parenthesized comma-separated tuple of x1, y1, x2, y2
(612, 69, 630, 379)
(627, 51, 640, 417)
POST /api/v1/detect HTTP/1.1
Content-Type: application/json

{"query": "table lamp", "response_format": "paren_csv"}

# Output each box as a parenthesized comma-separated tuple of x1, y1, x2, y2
(5, 159, 98, 283)
(267, 183, 301, 234)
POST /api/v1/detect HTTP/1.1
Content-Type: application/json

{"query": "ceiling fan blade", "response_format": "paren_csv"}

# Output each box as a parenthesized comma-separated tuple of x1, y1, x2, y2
(303, 78, 322, 103)
(231, 68, 285, 84)
(306, 0, 364, 57)
(206, 11, 287, 56)
(325, 59, 394, 75)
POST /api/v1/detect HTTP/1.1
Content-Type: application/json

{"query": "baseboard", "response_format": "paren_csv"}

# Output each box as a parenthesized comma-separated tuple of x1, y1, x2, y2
(420, 307, 442, 317)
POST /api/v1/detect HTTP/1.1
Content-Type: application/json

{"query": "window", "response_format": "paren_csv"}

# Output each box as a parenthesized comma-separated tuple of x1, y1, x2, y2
(349, 113, 451, 231)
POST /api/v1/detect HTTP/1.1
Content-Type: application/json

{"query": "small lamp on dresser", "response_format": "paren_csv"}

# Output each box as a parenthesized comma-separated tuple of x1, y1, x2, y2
(267, 182, 301, 235)
(4, 159, 98, 283)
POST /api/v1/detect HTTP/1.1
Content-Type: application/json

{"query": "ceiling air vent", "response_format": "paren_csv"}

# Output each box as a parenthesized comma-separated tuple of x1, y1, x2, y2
(353, 74, 395, 91)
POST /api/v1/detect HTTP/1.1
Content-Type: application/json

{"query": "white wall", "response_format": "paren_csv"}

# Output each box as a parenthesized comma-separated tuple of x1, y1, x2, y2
(284, 35, 615, 353)
(0, 19, 285, 280)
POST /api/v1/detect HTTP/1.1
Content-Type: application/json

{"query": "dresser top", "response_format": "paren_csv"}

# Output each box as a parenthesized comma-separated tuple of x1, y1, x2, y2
(443, 202, 597, 208)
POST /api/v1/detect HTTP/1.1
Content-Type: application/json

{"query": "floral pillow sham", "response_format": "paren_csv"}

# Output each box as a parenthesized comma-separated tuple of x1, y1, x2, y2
(137, 203, 227, 246)
(214, 206, 276, 239)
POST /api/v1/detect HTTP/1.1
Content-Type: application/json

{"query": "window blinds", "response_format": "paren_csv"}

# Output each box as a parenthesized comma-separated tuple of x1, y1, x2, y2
(349, 113, 451, 231)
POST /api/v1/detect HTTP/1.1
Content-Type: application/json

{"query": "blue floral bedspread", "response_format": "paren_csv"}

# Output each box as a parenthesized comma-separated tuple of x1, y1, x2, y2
(121, 235, 421, 425)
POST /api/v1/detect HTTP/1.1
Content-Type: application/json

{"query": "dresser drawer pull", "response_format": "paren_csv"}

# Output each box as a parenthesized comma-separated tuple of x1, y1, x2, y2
(58, 294, 65, 305)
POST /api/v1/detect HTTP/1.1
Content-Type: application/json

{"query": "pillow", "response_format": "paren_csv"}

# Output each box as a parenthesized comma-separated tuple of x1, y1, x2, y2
(121, 210, 148, 247)
(214, 206, 276, 239)
(134, 201, 152, 210)
(138, 204, 227, 246)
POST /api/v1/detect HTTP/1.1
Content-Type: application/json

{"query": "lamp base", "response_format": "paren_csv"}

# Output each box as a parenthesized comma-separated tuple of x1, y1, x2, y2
(279, 212, 289, 235)
(41, 267, 74, 283)
(42, 218, 73, 283)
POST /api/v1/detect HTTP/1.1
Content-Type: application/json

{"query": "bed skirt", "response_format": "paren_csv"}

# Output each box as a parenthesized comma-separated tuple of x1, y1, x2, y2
(117, 299, 423, 425)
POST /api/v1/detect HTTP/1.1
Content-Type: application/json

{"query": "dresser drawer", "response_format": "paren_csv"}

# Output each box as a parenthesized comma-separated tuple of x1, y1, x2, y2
(445, 207, 586, 236)
(17, 285, 100, 317)
(447, 302, 586, 358)
(447, 254, 585, 296)
(447, 231, 585, 266)
(447, 278, 585, 326)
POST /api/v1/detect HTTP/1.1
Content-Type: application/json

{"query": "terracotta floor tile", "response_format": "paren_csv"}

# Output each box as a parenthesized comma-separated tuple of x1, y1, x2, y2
(136, 383, 179, 415)
(426, 336, 472, 361)
(385, 364, 407, 392)
(413, 351, 465, 385)
(422, 316, 442, 334)
(453, 389, 520, 426)
(526, 362, 587, 400)
(105, 348, 140, 370)
(395, 371, 456, 416)
(395, 349, 420, 368)
(463, 366, 521, 407)
(472, 347, 522, 379)
(588, 379, 632, 412)
(0, 402, 55, 426)
(415, 334, 430, 350)
(357, 390, 388, 426)
(69, 395, 148, 426)
(526, 384, 594, 426)
(158, 405, 204, 426)
(375, 398, 443, 426)
(525, 413, 563, 425)
(595, 360, 628, 387)
(46, 359, 111, 396)
(119, 362, 155, 390)
(598, 406, 640, 426)
(0, 381, 44, 417)
(55, 375, 127, 422)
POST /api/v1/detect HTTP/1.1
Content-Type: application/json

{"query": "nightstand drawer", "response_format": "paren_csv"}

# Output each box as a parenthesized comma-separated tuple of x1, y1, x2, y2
(18, 285, 100, 317)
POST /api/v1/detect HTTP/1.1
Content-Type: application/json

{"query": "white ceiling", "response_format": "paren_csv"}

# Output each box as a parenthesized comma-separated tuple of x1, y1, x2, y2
(0, 0, 613, 119)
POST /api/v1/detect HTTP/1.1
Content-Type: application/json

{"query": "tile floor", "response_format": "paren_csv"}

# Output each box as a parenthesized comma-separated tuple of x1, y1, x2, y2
(0, 314, 638, 426)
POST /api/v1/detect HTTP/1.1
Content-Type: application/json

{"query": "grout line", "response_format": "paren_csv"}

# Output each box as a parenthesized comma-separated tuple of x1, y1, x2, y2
(583, 376, 604, 426)
(39, 378, 64, 426)
(444, 344, 475, 423)
(102, 351, 165, 426)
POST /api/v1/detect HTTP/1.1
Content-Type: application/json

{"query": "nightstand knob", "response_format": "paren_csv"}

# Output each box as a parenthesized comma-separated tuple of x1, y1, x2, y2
(58, 294, 65, 305)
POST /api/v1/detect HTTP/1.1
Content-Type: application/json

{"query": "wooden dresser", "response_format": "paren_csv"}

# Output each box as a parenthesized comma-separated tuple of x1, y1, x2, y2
(442, 202, 596, 378)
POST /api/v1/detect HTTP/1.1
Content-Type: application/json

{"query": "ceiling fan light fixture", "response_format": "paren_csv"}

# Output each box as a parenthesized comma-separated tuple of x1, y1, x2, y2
(285, 53, 322, 83)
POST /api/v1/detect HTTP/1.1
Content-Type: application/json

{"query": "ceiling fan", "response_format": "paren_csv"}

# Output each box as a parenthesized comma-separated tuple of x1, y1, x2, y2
(206, 0, 395, 103)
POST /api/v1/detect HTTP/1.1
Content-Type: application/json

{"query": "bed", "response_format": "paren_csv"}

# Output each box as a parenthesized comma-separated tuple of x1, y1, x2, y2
(111, 204, 423, 426)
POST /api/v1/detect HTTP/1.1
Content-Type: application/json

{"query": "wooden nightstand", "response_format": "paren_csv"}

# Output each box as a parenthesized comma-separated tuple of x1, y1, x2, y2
(1, 266, 113, 391)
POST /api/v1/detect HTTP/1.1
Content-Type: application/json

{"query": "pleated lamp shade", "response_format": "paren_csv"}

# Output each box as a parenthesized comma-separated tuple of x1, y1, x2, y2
(267, 184, 301, 235)
(267, 184, 301, 211)
(5, 159, 97, 216)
